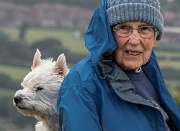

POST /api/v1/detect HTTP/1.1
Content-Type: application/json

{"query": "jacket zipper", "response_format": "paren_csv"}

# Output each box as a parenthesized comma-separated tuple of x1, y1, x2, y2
(153, 110, 159, 131)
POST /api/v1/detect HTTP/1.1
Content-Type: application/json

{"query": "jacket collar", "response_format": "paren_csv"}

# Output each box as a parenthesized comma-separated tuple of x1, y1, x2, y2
(98, 52, 155, 107)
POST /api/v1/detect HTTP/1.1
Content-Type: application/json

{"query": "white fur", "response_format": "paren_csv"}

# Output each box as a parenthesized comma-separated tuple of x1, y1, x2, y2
(13, 49, 69, 131)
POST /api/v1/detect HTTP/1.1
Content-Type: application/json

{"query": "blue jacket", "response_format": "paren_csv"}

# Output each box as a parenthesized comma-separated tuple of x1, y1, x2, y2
(57, 1, 180, 131)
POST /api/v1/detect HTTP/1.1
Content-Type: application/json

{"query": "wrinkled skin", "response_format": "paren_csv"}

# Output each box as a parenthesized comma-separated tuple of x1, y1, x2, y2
(113, 21, 158, 72)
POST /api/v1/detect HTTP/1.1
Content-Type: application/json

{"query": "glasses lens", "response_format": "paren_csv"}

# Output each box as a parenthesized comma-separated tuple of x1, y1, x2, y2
(139, 26, 155, 39)
(113, 25, 131, 38)
(113, 25, 156, 39)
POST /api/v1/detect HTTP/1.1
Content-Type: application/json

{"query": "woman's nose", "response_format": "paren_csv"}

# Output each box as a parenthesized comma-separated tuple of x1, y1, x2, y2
(128, 30, 141, 45)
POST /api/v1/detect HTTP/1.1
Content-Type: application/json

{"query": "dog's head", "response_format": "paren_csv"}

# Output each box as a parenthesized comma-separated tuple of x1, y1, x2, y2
(13, 49, 69, 121)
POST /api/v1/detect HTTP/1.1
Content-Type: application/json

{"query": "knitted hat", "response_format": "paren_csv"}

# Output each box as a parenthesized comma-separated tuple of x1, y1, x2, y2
(106, 0, 164, 40)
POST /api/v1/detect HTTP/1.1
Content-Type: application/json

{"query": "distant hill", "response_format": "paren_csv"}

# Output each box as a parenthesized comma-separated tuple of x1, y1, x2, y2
(0, 0, 180, 12)
(0, 0, 101, 9)
(0, 0, 180, 28)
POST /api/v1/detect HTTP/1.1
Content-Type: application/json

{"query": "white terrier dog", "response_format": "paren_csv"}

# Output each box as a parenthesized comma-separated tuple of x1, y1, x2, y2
(13, 49, 69, 131)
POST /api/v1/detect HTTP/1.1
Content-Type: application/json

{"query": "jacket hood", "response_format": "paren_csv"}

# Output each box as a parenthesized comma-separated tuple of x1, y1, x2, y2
(85, 0, 117, 64)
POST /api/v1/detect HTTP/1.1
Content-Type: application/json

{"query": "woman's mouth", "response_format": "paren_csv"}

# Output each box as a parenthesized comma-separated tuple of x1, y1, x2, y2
(126, 51, 141, 56)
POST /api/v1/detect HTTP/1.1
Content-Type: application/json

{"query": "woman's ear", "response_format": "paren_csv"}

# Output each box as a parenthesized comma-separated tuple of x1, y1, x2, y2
(153, 40, 159, 48)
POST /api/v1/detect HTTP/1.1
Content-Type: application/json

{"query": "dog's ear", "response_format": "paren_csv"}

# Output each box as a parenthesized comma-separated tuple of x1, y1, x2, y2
(32, 49, 42, 70)
(54, 54, 69, 76)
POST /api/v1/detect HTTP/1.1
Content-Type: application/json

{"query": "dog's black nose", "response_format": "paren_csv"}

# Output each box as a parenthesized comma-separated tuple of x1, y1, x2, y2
(14, 96, 22, 104)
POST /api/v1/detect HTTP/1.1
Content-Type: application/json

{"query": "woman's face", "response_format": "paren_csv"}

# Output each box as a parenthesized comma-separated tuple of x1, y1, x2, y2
(113, 21, 158, 72)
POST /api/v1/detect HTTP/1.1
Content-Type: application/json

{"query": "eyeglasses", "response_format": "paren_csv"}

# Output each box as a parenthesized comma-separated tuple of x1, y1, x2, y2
(113, 24, 158, 39)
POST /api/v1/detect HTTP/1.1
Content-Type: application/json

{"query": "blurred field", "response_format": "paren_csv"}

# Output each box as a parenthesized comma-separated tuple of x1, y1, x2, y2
(158, 60, 180, 70)
(0, 27, 88, 54)
(0, 27, 180, 84)
(1, 26, 180, 82)
(156, 51, 180, 70)
(0, 88, 15, 97)
(0, 27, 179, 131)
(0, 65, 29, 81)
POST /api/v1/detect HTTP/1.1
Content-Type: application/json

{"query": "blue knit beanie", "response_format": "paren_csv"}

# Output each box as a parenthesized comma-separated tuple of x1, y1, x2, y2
(106, 0, 164, 40)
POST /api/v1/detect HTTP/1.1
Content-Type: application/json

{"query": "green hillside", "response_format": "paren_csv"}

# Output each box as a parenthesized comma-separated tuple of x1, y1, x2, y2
(0, 26, 180, 131)
(0, 27, 89, 54)
(0, 65, 30, 81)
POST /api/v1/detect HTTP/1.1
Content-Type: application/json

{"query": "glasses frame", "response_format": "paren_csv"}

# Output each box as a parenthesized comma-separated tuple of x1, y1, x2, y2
(113, 24, 158, 39)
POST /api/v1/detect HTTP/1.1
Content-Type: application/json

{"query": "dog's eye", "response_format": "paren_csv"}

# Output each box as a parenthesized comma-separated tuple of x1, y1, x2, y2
(36, 86, 43, 91)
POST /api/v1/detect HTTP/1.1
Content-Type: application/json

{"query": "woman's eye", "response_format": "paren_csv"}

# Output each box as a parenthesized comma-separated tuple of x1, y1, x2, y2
(120, 26, 131, 32)
(120, 25, 128, 29)
(141, 27, 148, 30)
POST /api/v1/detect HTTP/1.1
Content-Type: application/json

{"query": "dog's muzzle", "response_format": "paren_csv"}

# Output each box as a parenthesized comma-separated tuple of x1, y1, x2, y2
(14, 96, 23, 105)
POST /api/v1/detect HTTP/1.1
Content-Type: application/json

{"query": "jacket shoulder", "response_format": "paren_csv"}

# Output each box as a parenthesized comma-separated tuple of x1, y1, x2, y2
(60, 55, 101, 94)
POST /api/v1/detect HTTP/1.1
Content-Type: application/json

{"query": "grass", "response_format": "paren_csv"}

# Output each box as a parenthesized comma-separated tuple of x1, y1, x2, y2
(0, 27, 89, 54)
(155, 50, 180, 70)
(158, 60, 180, 70)
(0, 88, 15, 97)
(155, 50, 180, 59)
(0, 27, 19, 40)
(0, 65, 30, 81)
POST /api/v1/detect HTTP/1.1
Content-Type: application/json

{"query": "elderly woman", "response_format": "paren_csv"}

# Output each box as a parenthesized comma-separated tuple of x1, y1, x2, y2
(57, 0, 180, 131)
